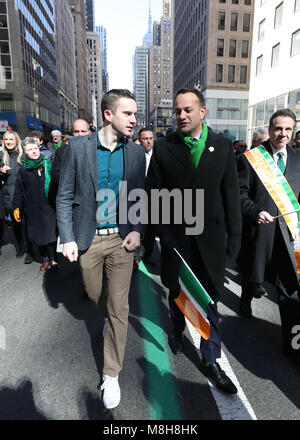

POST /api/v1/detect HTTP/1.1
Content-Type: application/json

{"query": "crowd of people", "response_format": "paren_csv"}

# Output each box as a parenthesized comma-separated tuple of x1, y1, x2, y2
(0, 88, 300, 412)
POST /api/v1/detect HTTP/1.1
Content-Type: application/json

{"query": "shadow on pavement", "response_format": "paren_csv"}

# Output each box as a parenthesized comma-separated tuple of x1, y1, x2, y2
(220, 315, 300, 410)
(0, 378, 49, 420)
(76, 386, 114, 421)
(42, 255, 104, 376)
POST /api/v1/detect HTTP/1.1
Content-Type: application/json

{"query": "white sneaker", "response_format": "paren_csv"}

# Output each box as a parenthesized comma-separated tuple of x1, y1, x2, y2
(101, 374, 121, 409)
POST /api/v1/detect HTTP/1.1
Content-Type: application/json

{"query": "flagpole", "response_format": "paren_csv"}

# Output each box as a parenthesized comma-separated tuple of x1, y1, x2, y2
(273, 208, 300, 219)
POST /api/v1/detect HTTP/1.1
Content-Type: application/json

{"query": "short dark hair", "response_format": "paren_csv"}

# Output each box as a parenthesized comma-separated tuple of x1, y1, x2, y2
(269, 108, 296, 128)
(138, 127, 153, 138)
(29, 130, 45, 141)
(295, 130, 300, 137)
(101, 89, 136, 120)
(175, 88, 206, 107)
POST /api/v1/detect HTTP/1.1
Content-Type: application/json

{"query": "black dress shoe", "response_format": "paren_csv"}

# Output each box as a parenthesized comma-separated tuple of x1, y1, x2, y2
(24, 253, 33, 264)
(203, 362, 237, 394)
(253, 284, 267, 299)
(168, 334, 183, 355)
(239, 300, 252, 318)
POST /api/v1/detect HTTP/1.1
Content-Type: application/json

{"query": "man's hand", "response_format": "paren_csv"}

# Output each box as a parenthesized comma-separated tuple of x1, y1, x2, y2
(63, 241, 78, 262)
(257, 211, 274, 225)
(121, 231, 141, 252)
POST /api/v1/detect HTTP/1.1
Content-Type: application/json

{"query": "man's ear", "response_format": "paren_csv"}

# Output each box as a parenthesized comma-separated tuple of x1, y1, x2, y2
(104, 109, 112, 123)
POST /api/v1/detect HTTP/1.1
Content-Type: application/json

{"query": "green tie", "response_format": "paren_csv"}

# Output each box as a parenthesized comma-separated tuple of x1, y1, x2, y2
(277, 152, 285, 174)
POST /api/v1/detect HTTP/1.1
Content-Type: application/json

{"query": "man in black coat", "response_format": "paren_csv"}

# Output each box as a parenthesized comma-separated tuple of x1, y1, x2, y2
(147, 88, 242, 394)
(237, 108, 300, 364)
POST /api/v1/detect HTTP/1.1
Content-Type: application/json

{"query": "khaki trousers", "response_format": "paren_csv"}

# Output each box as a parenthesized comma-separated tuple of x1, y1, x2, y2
(79, 234, 134, 376)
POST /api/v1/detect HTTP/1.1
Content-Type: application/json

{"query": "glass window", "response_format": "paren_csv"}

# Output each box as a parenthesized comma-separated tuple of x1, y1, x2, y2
(231, 13, 238, 30)
(216, 64, 223, 82)
(229, 40, 237, 57)
(243, 14, 250, 31)
(0, 41, 9, 53)
(232, 0, 239, 3)
(217, 39, 224, 56)
(271, 43, 280, 66)
(228, 65, 235, 83)
(218, 12, 226, 30)
(241, 40, 249, 57)
(0, 3, 7, 14)
(295, 0, 300, 12)
(256, 55, 263, 75)
(0, 14, 7, 28)
(274, 2, 283, 29)
(258, 19, 266, 41)
(219, 0, 226, 2)
(291, 29, 300, 56)
(245, 0, 251, 4)
(240, 66, 247, 83)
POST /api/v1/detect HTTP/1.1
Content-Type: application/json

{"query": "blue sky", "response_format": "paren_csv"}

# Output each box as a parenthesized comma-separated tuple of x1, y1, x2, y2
(95, 0, 163, 90)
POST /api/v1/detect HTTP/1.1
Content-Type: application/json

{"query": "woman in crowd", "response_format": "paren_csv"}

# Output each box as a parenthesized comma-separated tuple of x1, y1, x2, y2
(13, 138, 58, 271)
(0, 131, 26, 257)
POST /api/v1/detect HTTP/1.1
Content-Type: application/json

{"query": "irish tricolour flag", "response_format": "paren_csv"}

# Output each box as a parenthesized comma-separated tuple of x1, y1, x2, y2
(173, 249, 213, 340)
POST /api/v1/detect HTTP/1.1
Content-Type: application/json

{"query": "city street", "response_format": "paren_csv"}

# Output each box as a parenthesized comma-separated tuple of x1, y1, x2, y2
(0, 236, 299, 422)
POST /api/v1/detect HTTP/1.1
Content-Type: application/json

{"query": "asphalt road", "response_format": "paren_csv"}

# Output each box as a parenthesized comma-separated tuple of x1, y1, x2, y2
(0, 236, 299, 422)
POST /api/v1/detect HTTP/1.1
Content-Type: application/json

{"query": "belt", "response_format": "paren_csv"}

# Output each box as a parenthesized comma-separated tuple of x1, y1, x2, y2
(95, 227, 119, 236)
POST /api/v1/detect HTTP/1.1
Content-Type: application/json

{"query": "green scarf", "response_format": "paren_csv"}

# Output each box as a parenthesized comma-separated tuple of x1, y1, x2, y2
(23, 155, 52, 198)
(178, 121, 208, 168)
(53, 140, 62, 149)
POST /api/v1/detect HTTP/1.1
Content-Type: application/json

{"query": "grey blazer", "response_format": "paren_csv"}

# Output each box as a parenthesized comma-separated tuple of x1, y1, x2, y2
(56, 131, 146, 250)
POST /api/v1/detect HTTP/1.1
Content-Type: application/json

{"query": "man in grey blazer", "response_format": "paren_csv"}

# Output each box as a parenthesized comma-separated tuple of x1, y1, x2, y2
(56, 89, 146, 409)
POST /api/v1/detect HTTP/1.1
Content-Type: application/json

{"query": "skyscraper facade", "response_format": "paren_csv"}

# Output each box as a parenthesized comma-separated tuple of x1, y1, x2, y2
(96, 26, 109, 94)
(87, 31, 103, 127)
(0, 0, 60, 137)
(84, 0, 95, 32)
(173, 0, 254, 141)
(148, 0, 174, 133)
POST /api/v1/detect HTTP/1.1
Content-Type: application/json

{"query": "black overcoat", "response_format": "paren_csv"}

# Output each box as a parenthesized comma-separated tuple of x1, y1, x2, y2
(237, 141, 300, 294)
(13, 166, 57, 246)
(146, 131, 242, 300)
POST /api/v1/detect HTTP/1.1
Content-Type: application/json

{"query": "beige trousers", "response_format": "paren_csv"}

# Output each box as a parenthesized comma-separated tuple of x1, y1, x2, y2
(79, 234, 134, 376)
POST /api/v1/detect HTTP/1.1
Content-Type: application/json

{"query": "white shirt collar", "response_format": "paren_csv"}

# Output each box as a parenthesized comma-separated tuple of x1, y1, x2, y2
(270, 144, 287, 158)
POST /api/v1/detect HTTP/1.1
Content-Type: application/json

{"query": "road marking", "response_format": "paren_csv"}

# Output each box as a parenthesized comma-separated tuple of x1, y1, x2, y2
(0, 325, 6, 351)
(186, 307, 257, 420)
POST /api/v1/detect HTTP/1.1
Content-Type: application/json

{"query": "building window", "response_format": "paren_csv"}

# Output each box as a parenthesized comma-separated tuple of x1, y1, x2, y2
(219, 0, 226, 2)
(228, 65, 235, 82)
(271, 43, 280, 66)
(295, 0, 300, 12)
(229, 39, 237, 57)
(232, 0, 239, 3)
(216, 64, 223, 82)
(240, 66, 247, 83)
(274, 2, 283, 29)
(218, 12, 226, 30)
(256, 55, 263, 75)
(217, 39, 224, 56)
(243, 14, 250, 31)
(258, 19, 266, 41)
(241, 40, 249, 57)
(231, 13, 238, 30)
(245, 0, 251, 4)
(291, 29, 300, 56)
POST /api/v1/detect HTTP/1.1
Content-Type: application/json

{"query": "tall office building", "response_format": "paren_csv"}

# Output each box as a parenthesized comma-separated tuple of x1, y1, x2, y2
(84, 0, 95, 32)
(87, 31, 103, 127)
(69, 0, 93, 122)
(133, 2, 153, 131)
(247, 0, 300, 144)
(148, 0, 174, 133)
(55, 0, 78, 132)
(96, 26, 109, 94)
(173, 0, 254, 141)
(0, 0, 60, 138)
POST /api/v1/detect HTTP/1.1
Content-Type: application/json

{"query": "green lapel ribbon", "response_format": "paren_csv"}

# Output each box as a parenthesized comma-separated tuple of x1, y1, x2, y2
(177, 121, 208, 168)
(23, 155, 52, 198)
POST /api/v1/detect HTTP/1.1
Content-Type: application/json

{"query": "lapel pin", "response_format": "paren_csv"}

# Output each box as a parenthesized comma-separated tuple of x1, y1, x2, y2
(208, 146, 215, 152)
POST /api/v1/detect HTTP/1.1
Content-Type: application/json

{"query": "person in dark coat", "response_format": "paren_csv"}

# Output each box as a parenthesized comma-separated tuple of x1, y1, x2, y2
(0, 130, 26, 257)
(29, 130, 56, 163)
(13, 138, 58, 271)
(237, 108, 300, 364)
(147, 88, 242, 394)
